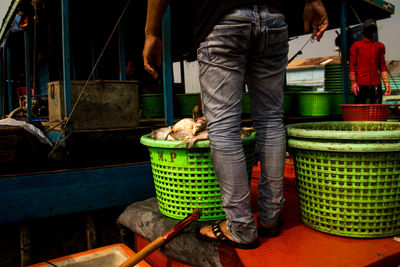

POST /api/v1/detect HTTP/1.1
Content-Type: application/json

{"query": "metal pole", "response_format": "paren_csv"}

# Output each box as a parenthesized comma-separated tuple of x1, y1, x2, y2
(24, 30, 32, 122)
(180, 61, 185, 92)
(6, 46, 13, 113)
(162, 5, 174, 126)
(340, 0, 349, 104)
(118, 18, 126, 81)
(61, 0, 72, 128)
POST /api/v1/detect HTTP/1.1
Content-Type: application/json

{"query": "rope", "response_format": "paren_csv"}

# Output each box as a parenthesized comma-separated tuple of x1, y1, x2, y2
(349, 4, 363, 25)
(48, 0, 131, 159)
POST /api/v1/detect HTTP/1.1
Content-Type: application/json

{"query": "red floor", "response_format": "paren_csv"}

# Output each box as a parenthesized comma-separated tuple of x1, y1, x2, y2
(137, 162, 400, 266)
(239, 190, 400, 267)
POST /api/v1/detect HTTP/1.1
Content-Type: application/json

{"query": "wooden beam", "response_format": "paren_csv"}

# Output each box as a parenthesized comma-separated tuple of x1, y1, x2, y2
(0, 163, 155, 224)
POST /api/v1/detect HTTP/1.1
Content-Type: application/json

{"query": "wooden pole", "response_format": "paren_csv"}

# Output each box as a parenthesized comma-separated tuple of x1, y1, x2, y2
(20, 222, 31, 267)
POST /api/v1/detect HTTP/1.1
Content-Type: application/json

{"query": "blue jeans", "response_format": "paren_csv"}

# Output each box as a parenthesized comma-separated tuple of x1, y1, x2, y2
(197, 5, 288, 244)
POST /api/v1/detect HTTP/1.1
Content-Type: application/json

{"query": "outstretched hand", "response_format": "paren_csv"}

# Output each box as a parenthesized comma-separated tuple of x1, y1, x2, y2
(143, 34, 162, 79)
(303, 0, 329, 41)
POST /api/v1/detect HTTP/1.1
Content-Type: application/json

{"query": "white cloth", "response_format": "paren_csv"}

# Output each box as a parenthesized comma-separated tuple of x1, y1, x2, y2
(0, 118, 53, 147)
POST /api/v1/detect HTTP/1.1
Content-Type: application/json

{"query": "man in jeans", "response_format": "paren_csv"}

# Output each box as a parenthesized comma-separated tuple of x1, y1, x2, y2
(143, 0, 328, 249)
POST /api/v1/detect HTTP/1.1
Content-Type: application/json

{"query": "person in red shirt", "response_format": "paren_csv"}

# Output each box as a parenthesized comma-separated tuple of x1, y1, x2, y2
(349, 19, 391, 104)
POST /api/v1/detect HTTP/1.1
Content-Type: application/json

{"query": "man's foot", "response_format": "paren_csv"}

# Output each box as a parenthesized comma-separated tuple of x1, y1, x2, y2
(257, 216, 282, 237)
(195, 220, 259, 249)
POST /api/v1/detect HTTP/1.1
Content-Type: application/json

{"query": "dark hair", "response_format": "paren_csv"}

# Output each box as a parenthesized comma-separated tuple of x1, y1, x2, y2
(363, 19, 377, 34)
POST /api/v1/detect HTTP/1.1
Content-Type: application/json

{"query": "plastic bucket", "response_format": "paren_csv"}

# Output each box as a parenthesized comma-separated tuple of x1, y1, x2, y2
(139, 94, 164, 118)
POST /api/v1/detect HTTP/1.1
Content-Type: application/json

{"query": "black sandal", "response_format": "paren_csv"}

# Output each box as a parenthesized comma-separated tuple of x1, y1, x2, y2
(195, 221, 260, 250)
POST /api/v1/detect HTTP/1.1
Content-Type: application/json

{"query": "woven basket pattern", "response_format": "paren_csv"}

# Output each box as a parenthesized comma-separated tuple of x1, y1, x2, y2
(147, 140, 255, 221)
(341, 104, 391, 121)
(294, 149, 400, 238)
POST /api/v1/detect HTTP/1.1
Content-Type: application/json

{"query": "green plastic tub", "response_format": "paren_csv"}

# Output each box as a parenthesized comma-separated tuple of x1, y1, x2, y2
(297, 91, 332, 116)
(287, 122, 400, 238)
(242, 92, 251, 114)
(140, 134, 256, 221)
(283, 92, 295, 115)
(176, 93, 200, 117)
(139, 94, 164, 118)
(330, 92, 355, 115)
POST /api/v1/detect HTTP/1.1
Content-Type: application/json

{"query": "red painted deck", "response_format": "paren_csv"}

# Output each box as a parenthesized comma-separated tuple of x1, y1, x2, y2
(239, 190, 400, 267)
(135, 163, 400, 266)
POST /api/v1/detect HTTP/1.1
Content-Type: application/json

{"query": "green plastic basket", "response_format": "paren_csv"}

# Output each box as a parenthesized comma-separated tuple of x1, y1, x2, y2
(242, 92, 251, 114)
(140, 134, 256, 221)
(139, 94, 164, 118)
(330, 93, 355, 115)
(297, 91, 332, 116)
(287, 122, 400, 238)
(283, 92, 295, 115)
(176, 93, 200, 117)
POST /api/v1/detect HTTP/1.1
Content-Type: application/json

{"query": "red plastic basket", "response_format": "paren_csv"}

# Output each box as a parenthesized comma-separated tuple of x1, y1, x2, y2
(340, 104, 391, 121)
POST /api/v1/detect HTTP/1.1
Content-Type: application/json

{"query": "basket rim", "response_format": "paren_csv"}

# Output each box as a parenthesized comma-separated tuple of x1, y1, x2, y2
(297, 91, 334, 94)
(340, 104, 392, 107)
(286, 121, 400, 140)
(288, 139, 400, 152)
(140, 132, 255, 149)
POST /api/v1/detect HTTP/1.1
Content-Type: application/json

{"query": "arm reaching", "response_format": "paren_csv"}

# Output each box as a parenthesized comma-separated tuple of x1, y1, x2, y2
(143, 0, 169, 79)
(303, 0, 329, 41)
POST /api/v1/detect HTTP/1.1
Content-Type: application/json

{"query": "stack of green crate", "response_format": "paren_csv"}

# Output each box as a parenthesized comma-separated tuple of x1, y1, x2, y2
(324, 63, 354, 115)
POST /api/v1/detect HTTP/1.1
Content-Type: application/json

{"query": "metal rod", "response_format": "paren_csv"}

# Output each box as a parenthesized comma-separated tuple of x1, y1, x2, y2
(24, 30, 32, 122)
(61, 0, 72, 130)
(6, 46, 13, 113)
(340, 0, 349, 104)
(162, 5, 174, 126)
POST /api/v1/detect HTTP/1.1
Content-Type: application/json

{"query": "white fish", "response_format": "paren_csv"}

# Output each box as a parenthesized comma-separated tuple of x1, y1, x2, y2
(173, 118, 195, 132)
(149, 126, 173, 140)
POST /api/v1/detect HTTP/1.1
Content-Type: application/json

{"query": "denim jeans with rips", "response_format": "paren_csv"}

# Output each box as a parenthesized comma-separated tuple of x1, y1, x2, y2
(197, 5, 288, 244)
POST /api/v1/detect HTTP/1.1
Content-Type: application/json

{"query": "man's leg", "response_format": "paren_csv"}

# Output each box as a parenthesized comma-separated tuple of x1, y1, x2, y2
(355, 85, 369, 104)
(370, 85, 383, 104)
(245, 7, 287, 228)
(197, 8, 257, 244)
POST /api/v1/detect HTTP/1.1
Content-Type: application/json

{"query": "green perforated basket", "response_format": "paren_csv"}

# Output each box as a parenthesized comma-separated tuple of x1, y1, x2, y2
(140, 134, 256, 221)
(297, 91, 332, 116)
(287, 122, 400, 238)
